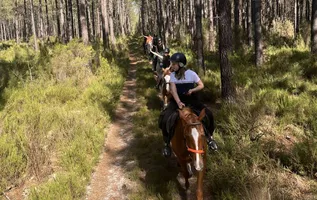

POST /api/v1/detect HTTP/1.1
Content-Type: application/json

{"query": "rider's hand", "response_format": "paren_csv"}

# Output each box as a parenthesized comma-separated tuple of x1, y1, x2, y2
(187, 89, 193, 96)
(177, 101, 185, 109)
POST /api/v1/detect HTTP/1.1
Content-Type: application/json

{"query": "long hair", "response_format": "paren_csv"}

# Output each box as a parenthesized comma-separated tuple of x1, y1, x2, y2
(175, 67, 186, 80)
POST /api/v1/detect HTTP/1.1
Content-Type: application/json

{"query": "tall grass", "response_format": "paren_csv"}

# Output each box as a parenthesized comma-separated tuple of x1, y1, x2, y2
(0, 40, 128, 199)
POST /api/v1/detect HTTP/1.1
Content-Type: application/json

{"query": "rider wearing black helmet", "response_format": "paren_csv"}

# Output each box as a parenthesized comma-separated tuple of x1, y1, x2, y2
(152, 37, 165, 71)
(155, 48, 171, 89)
(159, 52, 217, 157)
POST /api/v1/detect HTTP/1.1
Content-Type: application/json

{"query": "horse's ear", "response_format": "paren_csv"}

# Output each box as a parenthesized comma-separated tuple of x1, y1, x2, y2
(198, 108, 206, 121)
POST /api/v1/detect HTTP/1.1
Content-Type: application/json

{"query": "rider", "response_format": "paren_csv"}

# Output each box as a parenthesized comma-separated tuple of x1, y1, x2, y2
(155, 48, 171, 89)
(152, 37, 165, 72)
(159, 52, 218, 157)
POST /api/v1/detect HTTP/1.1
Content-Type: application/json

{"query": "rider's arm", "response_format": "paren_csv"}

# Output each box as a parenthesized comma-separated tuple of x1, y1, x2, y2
(189, 80, 204, 93)
(150, 50, 163, 60)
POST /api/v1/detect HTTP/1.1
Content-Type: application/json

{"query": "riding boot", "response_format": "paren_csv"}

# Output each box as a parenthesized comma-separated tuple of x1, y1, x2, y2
(162, 136, 172, 157)
(206, 136, 218, 151)
(203, 126, 218, 151)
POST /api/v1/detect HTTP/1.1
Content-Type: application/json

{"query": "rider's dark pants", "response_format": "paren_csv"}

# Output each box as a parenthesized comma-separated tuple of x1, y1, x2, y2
(159, 96, 215, 143)
(152, 57, 158, 71)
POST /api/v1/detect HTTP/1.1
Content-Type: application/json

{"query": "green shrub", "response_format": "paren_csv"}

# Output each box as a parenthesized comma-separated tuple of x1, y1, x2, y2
(0, 39, 127, 198)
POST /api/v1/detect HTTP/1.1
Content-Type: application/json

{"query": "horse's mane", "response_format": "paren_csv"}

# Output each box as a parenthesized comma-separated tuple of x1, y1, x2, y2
(180, 107, 199, 124)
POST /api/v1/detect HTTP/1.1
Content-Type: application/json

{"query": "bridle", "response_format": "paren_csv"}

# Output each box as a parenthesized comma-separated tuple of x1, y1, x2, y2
(184, 122, 205, 154)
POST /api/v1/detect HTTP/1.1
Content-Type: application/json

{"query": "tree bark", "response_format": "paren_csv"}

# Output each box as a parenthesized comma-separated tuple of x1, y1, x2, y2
(30, 0, 38, 51)
(76, 0, 82, 37)
(108, 0, 116, 47)
(23, 0, 29, 41)
(208, 0, 215, 51)
(79, 0, 89, 44)
(234, 0, 241, 49)
(254, 0, 263, 66)
(312, 0, 317, 53)
(44, 0, 50, 37)
(67, 0, 74, 41)
(195, 0, 205, 74)
(247, 0, 252, 46)
(101, 0, 110, 48)
(15, 0, 20, 43)
(218, 0, 234, 101)
(39, 0, 44, 39)
(55, 0, 61, 39)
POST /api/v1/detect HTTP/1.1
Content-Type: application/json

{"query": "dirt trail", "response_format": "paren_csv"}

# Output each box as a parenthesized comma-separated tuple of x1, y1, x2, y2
(85, 53, 139, 200)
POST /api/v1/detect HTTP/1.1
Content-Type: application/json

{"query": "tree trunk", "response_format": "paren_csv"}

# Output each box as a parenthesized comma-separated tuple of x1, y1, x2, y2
(234, 0, 241, 49)
(96, 1, 101, 38)
(76, 0, 82, 37)
(208, 0, 215, 51)
(79, 0, 89, 44)
(247, 0, 252, 46)
(45, 0, 50, 37)
(254, 0, 263, 66)
(91, 0, 96, 39)
(15, 0, 20, 43)
(23, 0, 28, 41)
(30, 0, 38, 51)
(60, 0, 66, 43)
(55, 0, 61, 39)
(295, 0, 299, 38)
(195, 0, 205, 74)
(312, 0, 317, 53)
(39, 0, 44, 39)
(218, 0, 234, 101)
(108, 0, 116, 47)
(101, 0, 110, 48)
(306, 0, 311, 21)
(67, 0, 74, 41)
(85, 0, 91, 41)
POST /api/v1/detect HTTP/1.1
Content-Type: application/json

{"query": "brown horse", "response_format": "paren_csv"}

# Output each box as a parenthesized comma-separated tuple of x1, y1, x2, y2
(171, 107, 207, 200)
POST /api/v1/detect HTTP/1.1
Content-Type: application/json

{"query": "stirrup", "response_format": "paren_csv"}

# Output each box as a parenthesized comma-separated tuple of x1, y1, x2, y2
(207, 137, 218, 151)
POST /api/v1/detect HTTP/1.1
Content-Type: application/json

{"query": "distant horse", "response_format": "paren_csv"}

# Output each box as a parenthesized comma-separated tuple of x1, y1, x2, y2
(171, 107, 207, 200)
(161, 67, 172, 109)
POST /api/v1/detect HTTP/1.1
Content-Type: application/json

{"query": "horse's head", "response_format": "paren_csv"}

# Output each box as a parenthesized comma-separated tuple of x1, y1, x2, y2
(178, 107, 206, 171)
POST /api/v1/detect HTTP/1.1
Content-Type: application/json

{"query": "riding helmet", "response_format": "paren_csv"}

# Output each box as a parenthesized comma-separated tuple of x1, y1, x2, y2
(170, 52, 187, 67)
(164, 48, 170, 53)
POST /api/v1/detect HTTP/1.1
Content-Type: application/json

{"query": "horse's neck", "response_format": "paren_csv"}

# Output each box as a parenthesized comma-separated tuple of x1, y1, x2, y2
(174, 121, 185, 139)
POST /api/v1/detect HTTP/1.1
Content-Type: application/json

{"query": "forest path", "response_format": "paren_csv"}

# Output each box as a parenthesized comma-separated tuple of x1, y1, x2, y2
(85, 46, 140, 200)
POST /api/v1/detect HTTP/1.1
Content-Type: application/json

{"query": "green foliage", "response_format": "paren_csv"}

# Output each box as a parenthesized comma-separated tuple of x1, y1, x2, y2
(0, 40, 127, 198)
(266, 20, 294, 47)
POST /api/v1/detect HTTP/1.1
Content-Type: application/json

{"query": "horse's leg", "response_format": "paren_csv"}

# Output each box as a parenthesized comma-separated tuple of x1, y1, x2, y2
(196, 154, 207, 200)
(179, 160, 190, 189)
(196, 170, 204, 200)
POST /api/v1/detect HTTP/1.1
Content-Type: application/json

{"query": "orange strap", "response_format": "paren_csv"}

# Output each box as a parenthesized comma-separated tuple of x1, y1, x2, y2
(187, 148, 204, 154)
